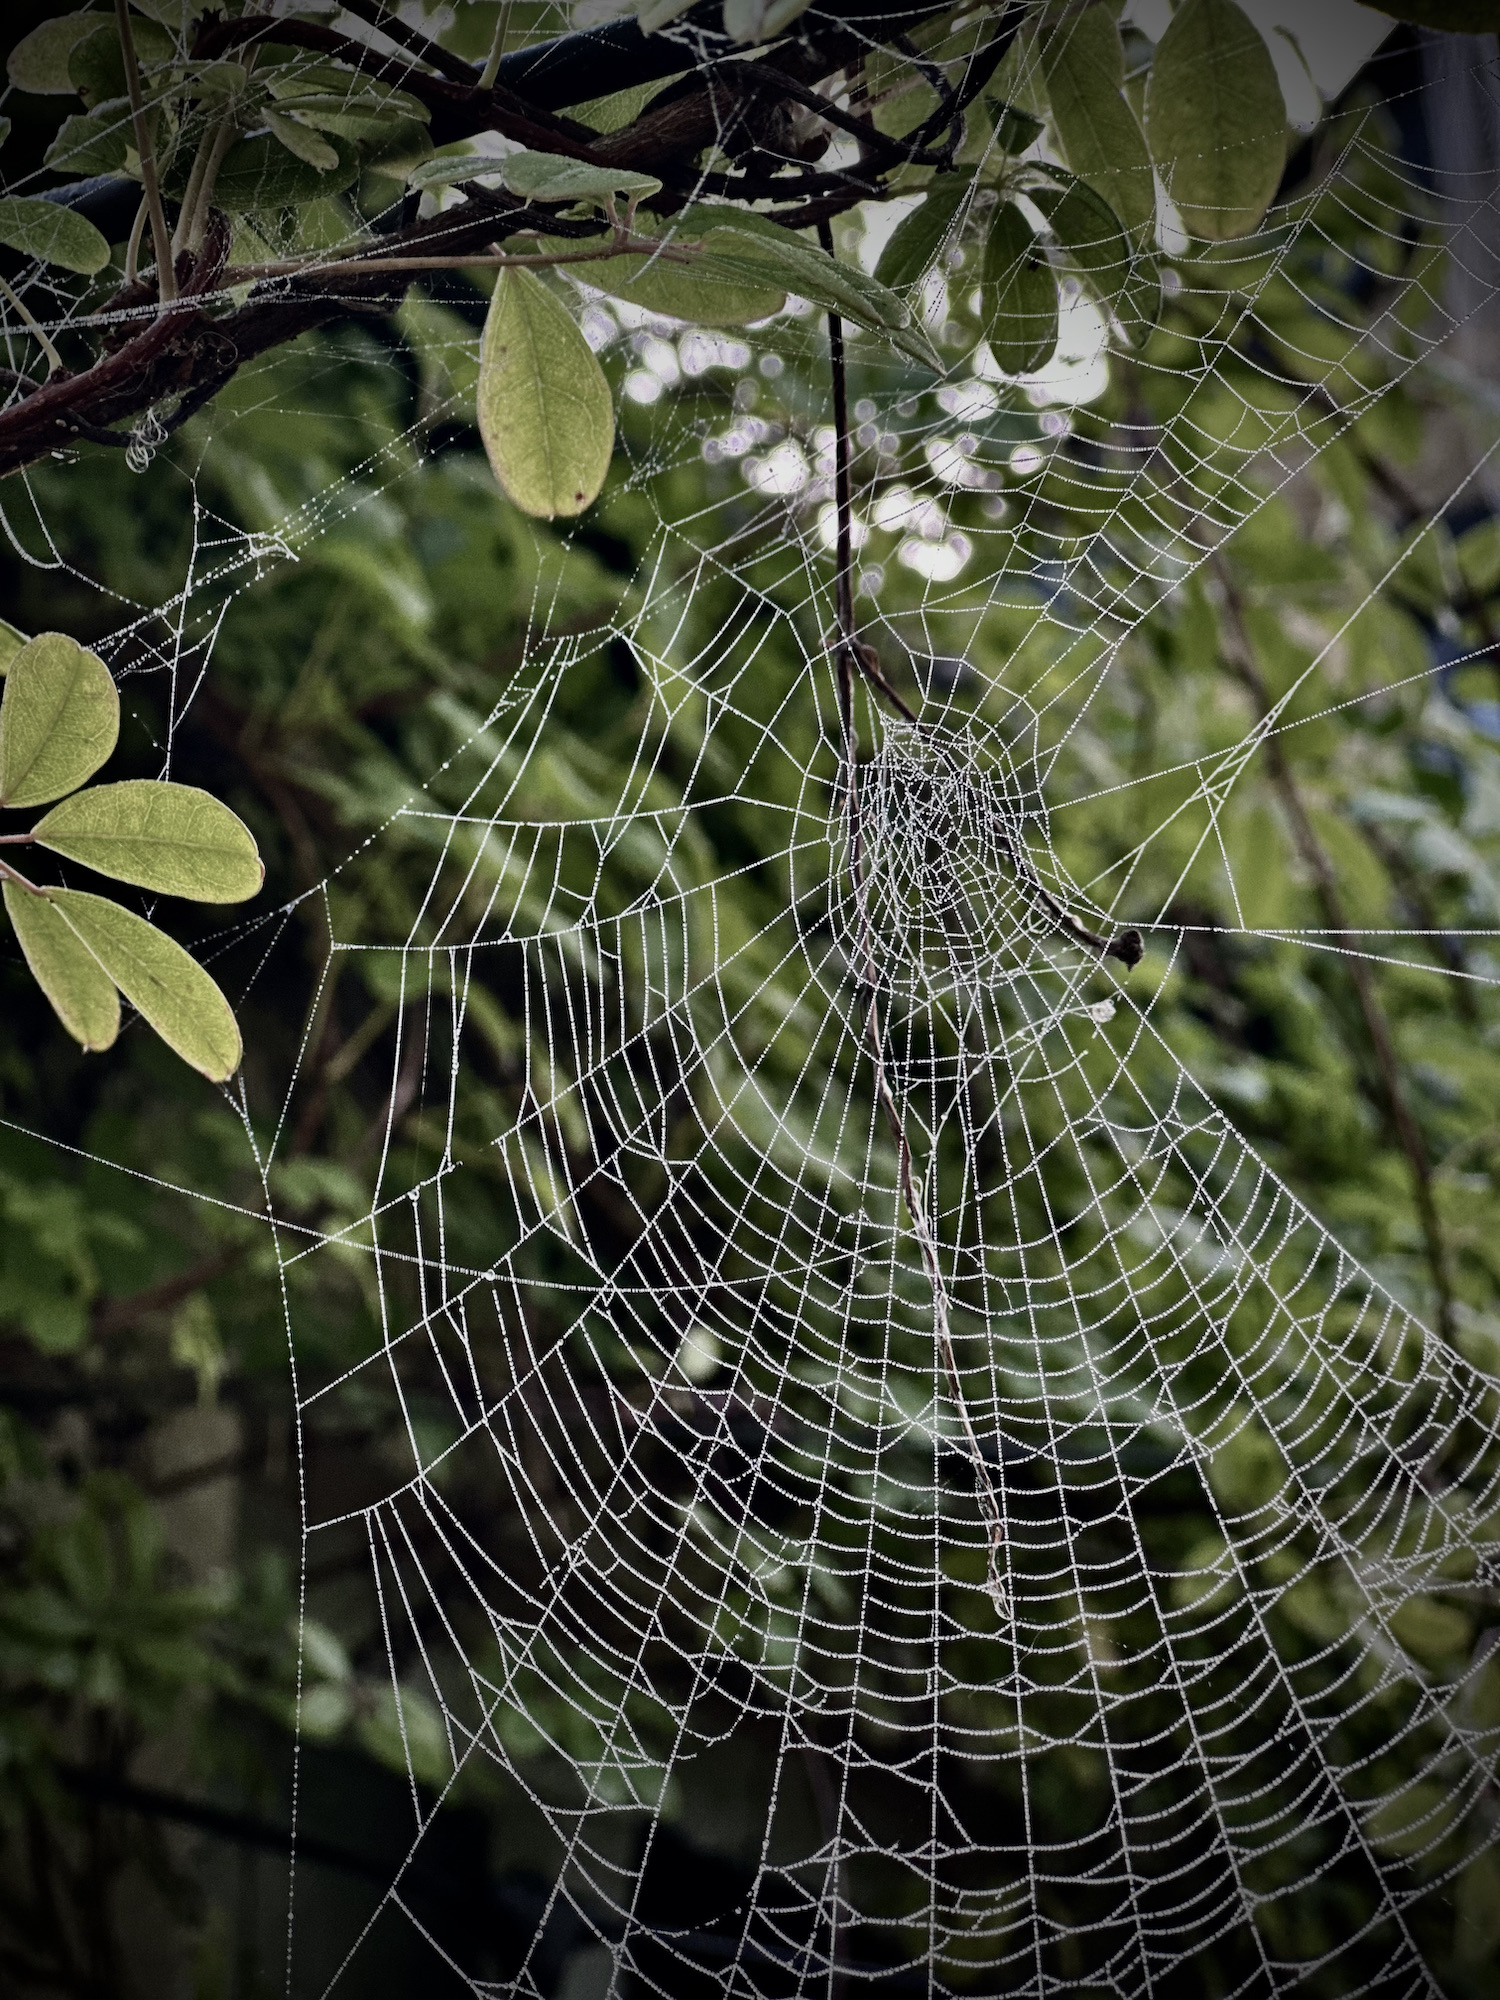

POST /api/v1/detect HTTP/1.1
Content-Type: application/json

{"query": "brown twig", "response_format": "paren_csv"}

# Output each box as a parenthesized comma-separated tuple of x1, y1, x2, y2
(93, 1246, 246, 1338)
(1214, 556, 1457, 1340)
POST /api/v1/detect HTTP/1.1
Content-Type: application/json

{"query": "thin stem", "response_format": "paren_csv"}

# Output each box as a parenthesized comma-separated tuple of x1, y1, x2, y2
(123, 192, 149, 286)
(171, 127, 216, 261)
(0, 833, 37, 845)
(0, 276, 63, 376)
(115, 0, 176, 303)
(819, 219, 1009, 1622)
(0, 855, 44, 895)
(479, 3, 515, 91)
(1214, 556, 1457, 1341)
(182, 116, 241, 257)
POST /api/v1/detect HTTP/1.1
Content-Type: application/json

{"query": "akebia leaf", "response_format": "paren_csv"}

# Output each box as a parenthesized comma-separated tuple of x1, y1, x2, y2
(213, 131, 360, 210)
(478, 269, 615, 519)
(0, 196, 111, 274)
(982, 201, 1059, 377)
(548, 234, 785, 326)
(501, 148, 662, 204)
(264, 110, 341, 174)
(687, 209, 911, 334)
(47, 890, 243, 1082)
(875, 175, 971, 293)
(407, 153, 507, 191)
(1039, 7, 1156, 237)
(1145, 0, 1286, 242)
(33, 783, 265, 903)
(7, 12, 102, 96)
(1027, 173, 1161, 347)
(0, 633, 119, 811)
(3, 880, 119, 1054)
(43, 103, 132, 178)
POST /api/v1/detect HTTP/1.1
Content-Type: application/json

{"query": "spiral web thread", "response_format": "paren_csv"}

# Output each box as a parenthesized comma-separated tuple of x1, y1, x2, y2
(5, 13, 1500, 1996)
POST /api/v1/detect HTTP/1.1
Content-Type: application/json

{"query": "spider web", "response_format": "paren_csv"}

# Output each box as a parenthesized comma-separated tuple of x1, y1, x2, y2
(4, 11, 1500, 1997)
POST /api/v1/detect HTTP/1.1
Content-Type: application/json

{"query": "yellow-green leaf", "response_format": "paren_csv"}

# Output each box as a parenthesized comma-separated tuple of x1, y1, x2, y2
(7, 12, 100, 95)
(1145, 0, 1286, 242)
(0, 632, 119, 810)
(545, 234, 785, 326)
(3, 878, 119, 1053)
(1040, 7, 1156, 237)
(982, 201, 1058, 377)
(478, 269, 615, 519)
(0, 195, 110, 275)
(48, 889, 242, 1082)
(33, 782, 265, 903)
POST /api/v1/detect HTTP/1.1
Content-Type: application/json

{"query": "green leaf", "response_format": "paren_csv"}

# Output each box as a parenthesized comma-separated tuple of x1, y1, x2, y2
(501, 147, 662, 204)
(407, 152, 507, 192)
(1039, 7, 1156, 237)
(0, 620, 28, 676)
(1026, 172, 1160, 347)
(987, 101, 1044, 156)
(478, 269, 615, 520)
(1145, 0, 1286, 242)
(33, 782, 265, 904)
(0, 633, 119, 811)
(212, 131, 360, 211)
(47, 890, 243, 1082)
(982, 200, 1058, 377)
(69, 17, 174, 108)
(875, 174, 971, 293)
(264, 110, 341, 174)
(7, 12, 101, 96)
(3, 880, 120, 1054)
(542, 233, 785, 326)
(690, 208, 911, 334)
(0, 195, 111, 275)
(43, 104, 131, 179)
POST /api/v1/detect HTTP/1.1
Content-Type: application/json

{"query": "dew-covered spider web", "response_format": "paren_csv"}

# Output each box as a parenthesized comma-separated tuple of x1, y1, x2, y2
(7, 10, 1500, 1997)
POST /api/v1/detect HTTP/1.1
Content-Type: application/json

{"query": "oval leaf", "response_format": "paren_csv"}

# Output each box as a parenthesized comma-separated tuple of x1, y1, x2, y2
(3, 879, 119, 1053)
(501, 148, 662, 204)
(875, 174, 970, 293)
(43, 103, 132, 178)
(264, 109, 341, 174)
(982, 201, 1058, 377)
(7, 12, 101, 96)
(1040, 8, 1156, 238)
(0, 633, 119, 810)
(691, 209, 910, 332)
(212, 131, 360, 211)
(33, 782, 265, 903)
(1027, 173, 1160, 348)
(478, 269, 615, 519)
(407, 152, 507, 192)
(545, 234, 785, 326)
(1145, 0, 1286, 242)
(0, 194, 110, 274)
(47, 889, 242, 1081)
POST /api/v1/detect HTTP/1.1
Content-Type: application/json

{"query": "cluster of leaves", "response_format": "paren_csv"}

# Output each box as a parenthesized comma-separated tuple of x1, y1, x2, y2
(0, 631, 261, 1079)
